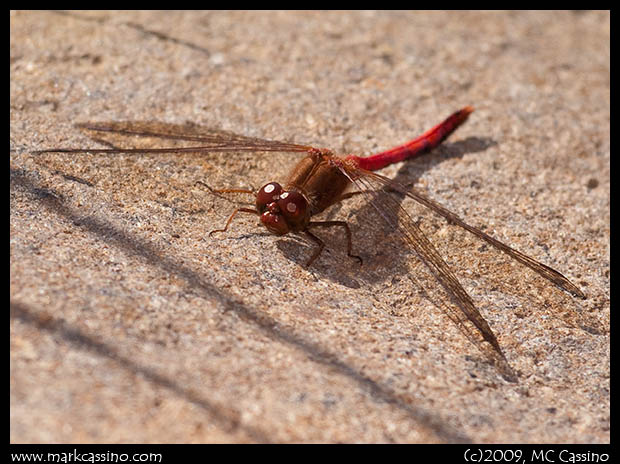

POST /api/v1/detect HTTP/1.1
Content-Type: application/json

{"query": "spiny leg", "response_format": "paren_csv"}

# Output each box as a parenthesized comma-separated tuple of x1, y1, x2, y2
(209, 208, 259, 236)
(306, 220, 363, 266)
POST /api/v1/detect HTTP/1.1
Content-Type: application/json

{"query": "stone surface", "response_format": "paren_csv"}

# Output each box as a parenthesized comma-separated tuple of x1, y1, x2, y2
(11, 11, 609, 443)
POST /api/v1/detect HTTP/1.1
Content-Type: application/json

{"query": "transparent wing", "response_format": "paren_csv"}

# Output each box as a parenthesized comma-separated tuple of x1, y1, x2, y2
(357, 169, 585, 299)
(35, 121, 315, 155)
(339, 165, 517, 382)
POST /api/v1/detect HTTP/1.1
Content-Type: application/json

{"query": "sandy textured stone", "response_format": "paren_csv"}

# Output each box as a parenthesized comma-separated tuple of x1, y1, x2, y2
(11, 11, 608, 443)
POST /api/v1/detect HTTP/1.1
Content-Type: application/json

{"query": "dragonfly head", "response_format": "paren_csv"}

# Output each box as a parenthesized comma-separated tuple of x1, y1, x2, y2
(256, 182, 309, 235)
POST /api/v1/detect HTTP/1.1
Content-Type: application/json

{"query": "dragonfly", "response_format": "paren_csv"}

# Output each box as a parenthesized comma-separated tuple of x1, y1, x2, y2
(36, 107, 585, 382)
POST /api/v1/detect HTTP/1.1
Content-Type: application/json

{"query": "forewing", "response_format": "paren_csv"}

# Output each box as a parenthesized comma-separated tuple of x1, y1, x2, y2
(36, 121, 314, 155)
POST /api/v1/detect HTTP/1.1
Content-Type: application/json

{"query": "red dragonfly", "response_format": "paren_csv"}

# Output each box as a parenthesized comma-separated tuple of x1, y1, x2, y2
(36, 107, 585, 382)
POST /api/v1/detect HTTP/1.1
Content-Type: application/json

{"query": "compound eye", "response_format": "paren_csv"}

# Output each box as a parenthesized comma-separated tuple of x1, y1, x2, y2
(277, 191, 307, 221)
(256, 182, 282, 211)
(260, 211, 289, 235)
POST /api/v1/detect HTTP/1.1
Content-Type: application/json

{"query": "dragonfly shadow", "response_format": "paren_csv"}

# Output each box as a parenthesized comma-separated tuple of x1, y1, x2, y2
(387, 136, 497, 190)
(275, 236, 364, 288)
(296, 136, 497, 288)
(11, 167, 472, 443)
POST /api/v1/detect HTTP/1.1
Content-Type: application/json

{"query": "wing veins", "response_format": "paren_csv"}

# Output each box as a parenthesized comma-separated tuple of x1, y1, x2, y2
(342, 169, 516, 381)
(359, 170, 584, 299)
(73, 121, 313, 151)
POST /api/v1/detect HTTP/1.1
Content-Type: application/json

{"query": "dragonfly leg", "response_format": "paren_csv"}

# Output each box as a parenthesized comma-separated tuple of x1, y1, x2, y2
(303, 230, 325, 267)
(307, 220, 363, 266)
(209, 208, 259, 236)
